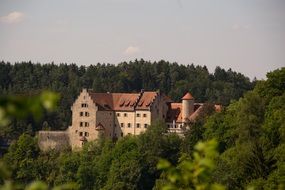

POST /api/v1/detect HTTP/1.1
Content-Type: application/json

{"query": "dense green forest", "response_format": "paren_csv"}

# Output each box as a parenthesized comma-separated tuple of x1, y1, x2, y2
(0, 60, 254, 143)
(0, 60, 284, 189)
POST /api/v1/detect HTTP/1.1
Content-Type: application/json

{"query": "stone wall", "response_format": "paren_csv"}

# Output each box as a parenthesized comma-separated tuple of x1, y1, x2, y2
(38, 131, 70, 151)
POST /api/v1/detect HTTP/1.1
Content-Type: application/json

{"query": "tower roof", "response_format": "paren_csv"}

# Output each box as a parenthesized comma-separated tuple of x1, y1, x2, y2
(181, 92, 194, 100)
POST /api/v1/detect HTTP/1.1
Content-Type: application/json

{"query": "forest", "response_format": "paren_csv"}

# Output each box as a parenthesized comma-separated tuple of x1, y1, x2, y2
(0, 60, 254, 143)
(0, 61, 284, 190)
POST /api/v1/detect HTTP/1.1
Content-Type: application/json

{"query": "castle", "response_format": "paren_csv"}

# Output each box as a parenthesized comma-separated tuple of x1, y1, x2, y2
(39, 89, 221, 150)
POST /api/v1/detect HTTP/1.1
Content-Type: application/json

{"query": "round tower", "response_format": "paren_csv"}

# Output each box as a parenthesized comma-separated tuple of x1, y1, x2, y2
(181, 92, 194, 122)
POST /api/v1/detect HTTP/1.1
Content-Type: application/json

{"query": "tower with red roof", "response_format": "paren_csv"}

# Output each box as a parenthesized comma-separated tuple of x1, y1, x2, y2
(181, 92, 194, 122)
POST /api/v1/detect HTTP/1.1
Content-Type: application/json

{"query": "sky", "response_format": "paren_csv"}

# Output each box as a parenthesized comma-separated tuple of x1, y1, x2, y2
(0, 0, 284, 79)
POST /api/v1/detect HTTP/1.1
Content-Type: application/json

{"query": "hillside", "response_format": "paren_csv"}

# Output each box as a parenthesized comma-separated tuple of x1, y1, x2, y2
(0, 67, 284, 190)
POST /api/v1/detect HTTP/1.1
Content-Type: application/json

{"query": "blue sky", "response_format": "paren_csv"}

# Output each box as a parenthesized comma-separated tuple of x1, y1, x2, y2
(0, 0, 284, 79)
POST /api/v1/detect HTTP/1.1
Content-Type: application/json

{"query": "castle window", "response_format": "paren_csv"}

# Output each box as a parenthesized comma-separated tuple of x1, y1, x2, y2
(143, 114, 147, 117)
(79, 132, 83, 136)
(85, 132, 89, 137)
(80, 122, 83, 127)
(85, 122, 89, 127)
(85, 112, 89, 117)
(144, 124, 148, 128)
(124, 113, 127, 117)
(121, 132, 124, 137)
(120, 123, 124, 128)
(117, 113, 120, 117)
(136, 123, 140, 128)
(136, 113, 140, 117)
(81, 103, 88, 108)
(128, 123, 131, 128)
(80, 112, 83, 116)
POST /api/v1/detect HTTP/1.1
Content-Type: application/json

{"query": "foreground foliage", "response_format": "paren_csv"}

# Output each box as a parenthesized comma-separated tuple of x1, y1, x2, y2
(157, 139, 225, 190)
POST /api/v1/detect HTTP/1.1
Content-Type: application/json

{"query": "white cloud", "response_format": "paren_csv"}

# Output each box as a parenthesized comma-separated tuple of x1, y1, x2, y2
(124, 45, 140, 55)
(0, 11, 25, 24)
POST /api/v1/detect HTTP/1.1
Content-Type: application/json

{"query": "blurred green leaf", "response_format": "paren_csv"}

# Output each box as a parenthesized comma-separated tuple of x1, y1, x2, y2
(40, 91, 60, 111)
(25, 181, 48, 190)
(157, 159, 172, 170)
(0, 161, 11, 180)
(157, 139, 224, 190)
(0, 91, 59, 126)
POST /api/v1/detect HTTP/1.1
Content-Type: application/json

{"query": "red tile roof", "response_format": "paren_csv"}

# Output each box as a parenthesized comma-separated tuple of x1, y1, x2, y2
(88, 91, 158, 111)
(136, 91, 158, 110)
(181, 92, 194, 100)
(166, 103, 203, 123)
(166, 103, 182, 122)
